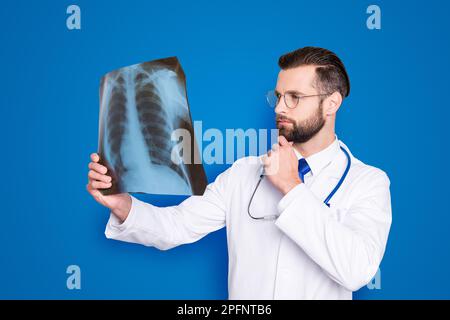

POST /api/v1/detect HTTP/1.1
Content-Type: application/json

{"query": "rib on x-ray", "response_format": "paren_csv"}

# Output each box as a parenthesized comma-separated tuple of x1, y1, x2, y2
(97, 57, 207, 196)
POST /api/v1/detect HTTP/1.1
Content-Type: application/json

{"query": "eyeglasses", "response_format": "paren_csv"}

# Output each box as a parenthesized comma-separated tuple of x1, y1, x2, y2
(266, 90, 331, 109)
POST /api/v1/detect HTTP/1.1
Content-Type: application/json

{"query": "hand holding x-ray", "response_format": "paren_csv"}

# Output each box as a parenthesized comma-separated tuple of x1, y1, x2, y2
(86, 152, 131, 222)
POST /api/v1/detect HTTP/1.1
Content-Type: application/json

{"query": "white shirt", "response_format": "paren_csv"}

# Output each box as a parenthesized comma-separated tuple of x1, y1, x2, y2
(105, 137, 392, 300)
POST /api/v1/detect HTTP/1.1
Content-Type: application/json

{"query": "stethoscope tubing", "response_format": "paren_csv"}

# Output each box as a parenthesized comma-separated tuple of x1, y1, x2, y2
(247, 146, 351, 220)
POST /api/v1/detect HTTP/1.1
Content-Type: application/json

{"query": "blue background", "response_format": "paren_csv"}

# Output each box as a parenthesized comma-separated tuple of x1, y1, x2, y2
(1, 0, 449, 299)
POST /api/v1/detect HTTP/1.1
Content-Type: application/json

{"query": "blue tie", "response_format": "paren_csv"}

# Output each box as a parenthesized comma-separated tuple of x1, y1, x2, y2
(298, 158, 311, 182)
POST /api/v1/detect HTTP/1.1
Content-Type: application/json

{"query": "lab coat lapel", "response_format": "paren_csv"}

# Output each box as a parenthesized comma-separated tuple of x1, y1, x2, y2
(307, 146, 349, 205)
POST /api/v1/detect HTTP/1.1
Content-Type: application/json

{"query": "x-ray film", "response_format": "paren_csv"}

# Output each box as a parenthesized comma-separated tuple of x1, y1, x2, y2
(97, 57, 207, 196)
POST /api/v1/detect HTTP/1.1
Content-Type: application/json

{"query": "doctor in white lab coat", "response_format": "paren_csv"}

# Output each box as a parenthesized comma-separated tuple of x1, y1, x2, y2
(87, 46, 392, 300)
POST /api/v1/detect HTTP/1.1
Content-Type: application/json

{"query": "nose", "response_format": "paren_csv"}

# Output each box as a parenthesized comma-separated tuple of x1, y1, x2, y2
(274, 95, 288, 114)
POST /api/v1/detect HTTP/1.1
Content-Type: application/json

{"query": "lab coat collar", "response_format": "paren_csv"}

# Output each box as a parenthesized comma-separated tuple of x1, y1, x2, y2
(293, 135, 341, 177)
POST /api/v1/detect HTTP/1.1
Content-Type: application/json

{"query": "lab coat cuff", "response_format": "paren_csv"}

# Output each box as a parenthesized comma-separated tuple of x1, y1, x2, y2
(277, 182, 308, 214)
(105, 195, 141, 237)
(275, 182, 327, 233)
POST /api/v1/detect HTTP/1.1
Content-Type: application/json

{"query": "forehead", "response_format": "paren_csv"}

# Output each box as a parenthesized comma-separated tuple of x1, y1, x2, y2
(276, 65, 317, 92)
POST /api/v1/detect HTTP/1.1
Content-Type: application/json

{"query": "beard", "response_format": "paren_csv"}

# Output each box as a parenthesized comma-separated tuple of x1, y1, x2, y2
(276, 103, 325, 143)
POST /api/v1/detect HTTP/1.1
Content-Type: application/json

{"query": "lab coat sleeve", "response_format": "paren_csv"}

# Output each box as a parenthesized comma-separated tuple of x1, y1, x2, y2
(104, 166, 232, 251)
(274, 168, 392, 292)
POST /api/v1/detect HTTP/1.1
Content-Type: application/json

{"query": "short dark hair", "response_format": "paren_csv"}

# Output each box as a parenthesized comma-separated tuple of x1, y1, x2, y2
(278, 46, 350, 98)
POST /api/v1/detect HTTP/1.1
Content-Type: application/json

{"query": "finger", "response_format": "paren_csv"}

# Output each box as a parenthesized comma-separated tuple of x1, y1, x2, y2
(261, 154, 269, 166)
(88, 170, 112, 183)
(267, 150, 272, 157)
(86, 183, 102, 197)
(90, 180, 112, 190)
(88, 161, 108, 174)
(271, 143, 279, 152)
(278, 135, 289, 146)
(86, 183, 109, 202)
(90, 153, 100, 163)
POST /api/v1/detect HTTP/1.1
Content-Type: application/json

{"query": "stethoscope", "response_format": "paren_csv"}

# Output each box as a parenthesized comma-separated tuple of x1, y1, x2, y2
(247, 146, 352, 221)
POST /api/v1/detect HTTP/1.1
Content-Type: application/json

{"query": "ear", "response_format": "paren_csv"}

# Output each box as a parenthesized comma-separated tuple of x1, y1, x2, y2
(323, 91, 343, 116)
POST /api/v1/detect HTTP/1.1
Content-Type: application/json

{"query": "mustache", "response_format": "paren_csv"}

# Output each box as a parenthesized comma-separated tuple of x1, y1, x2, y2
(276, 115, 295, 123)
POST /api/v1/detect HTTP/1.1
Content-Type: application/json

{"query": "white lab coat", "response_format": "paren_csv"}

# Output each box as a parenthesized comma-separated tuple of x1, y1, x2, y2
(105, 137, 392, 299)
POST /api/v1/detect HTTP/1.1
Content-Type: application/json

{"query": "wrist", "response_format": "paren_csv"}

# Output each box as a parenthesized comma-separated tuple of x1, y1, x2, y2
(280, 177, 302, 195)
(112, 195, 132, 223)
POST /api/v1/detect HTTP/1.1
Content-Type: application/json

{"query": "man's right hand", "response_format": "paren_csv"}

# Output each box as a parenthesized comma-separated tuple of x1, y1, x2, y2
(86, 153, 132, 223)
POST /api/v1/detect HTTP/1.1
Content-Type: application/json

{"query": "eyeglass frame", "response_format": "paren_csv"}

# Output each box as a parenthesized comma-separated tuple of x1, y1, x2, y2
(266, 89, 332, 109)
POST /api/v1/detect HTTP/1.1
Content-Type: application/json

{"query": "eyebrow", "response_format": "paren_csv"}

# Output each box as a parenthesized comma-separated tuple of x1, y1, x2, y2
(275, 89, 307, 96)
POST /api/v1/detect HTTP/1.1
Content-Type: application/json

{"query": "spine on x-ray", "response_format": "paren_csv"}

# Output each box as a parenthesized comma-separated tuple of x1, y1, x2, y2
(104, 72, 128, 191)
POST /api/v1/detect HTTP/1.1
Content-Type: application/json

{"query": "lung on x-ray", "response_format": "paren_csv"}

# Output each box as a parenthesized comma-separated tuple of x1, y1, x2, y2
(97, 57, 207, 196)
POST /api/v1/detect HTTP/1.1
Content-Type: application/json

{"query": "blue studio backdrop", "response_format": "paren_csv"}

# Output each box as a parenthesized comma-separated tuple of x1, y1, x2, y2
(1, 0, 449, 299)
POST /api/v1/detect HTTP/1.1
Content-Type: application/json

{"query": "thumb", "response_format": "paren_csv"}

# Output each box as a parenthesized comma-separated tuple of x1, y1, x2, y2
(278, 135, 289, 146)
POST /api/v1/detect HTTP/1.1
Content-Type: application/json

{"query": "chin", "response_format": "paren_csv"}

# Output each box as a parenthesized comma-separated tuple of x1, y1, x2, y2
(278, 130, 293, 142)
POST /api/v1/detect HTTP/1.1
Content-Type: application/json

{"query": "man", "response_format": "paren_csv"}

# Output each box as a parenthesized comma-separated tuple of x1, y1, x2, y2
(87, 46, 392, 299)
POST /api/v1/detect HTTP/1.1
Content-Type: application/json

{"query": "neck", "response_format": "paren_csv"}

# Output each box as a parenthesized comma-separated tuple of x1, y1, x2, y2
(293, 128, 336, 158)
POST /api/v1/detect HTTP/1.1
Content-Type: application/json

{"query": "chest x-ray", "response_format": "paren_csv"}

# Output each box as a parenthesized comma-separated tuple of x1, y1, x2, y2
(97, 57, 207, 196)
